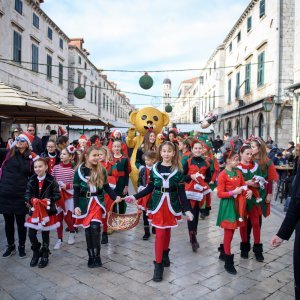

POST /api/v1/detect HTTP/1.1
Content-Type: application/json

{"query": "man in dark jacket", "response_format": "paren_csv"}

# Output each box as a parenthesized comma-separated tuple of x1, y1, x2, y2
(212, 135, 223, 152)
(27, 124, 43, 155)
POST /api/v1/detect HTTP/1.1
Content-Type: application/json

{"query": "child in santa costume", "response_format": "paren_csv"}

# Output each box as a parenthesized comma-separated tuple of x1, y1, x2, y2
(216, 148, 252, 275)
(73, 146, 121, 268)
(41, 140, 60, 174)
(98, 146, 118, 244)
(112, 139, 131, 214)
(236, 143, 266, 262)
(137, 151, 157, 240)
(125, 141, 194, 282)
(77, 134, 88, 152)
(52, 145, 76, 250)
(25, 157, 60, 268)
(199, 136, 220, 217)
(107, 130, 128, 157)
(183, 140, 211, 252)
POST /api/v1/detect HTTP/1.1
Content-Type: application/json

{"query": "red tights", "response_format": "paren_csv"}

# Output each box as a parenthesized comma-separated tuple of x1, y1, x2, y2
(155, 228, 171, 263)
(239, 206, 261, 244)
(102, 216, 108, 233)
(206, 193, 211, 208)
(224, 228, 235, 255)
(57, 211, 75, 239)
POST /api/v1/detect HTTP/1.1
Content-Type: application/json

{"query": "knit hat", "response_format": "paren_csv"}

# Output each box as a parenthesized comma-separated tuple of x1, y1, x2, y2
(199, 135, 212, 150)
(18, 132, 34, 150)
(78, 134, 87, 142)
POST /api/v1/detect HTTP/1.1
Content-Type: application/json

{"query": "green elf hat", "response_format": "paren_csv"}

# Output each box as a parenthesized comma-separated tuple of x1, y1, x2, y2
(199, 135, 212, 150)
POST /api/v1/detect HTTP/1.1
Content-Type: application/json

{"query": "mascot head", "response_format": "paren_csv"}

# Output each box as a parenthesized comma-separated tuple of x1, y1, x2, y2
(129, 107, 169, 135)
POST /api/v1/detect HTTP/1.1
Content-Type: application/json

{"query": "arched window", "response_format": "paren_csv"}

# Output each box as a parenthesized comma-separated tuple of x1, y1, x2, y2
(245, 117, 250, 138)
(258, 113, 264, 138)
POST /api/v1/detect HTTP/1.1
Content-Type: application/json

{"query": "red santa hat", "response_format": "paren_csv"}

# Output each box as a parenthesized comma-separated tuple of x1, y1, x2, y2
(113, 130, 122, 139)
(78, 134, 88, 142)
(58, 126, 68, 137)
(18, 132, 34, 150)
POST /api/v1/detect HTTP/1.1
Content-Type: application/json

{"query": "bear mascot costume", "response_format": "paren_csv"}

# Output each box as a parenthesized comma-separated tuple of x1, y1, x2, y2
(126, 107, 170, 191)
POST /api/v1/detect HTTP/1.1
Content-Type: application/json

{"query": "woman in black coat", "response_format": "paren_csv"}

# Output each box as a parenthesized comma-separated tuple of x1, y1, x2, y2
(271, 160, 300, 300)
(0, 132, 36, 258)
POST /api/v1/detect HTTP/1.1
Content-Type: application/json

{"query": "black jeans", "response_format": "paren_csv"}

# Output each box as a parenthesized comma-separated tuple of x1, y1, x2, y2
(3, 213, 27, 246)
(28, 228, 50, 247)
(143, 211, 149, 227)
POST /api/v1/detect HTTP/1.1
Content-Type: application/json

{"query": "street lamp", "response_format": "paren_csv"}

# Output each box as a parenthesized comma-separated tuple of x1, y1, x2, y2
(262, 96, 275, 138)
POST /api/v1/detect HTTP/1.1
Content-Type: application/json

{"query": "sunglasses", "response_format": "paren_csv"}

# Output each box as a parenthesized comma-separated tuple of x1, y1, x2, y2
(16, 137, 27, 143)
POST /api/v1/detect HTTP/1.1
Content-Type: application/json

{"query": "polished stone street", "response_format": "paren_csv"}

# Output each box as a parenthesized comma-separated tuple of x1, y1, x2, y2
(0, 192, 295, 300)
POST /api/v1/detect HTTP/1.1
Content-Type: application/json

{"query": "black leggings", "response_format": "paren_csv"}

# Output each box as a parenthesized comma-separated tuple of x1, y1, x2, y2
(143, 211, 149, 227)
(28, 228, 50, 247)
(187, 203, 200, 232)
(3, 213, 27, 246)
(85, 221, 101, 249)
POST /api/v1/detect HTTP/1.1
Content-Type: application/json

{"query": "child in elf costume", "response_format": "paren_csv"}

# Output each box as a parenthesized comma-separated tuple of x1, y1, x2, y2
(125, 142, 194, 282)
(216, 148, 252, 275)
(98, 146, 118, 244)
(73, 146, 121, 268)
(112, 139, 131, 214)
(199, 136, 220, 217)
(183, 140, 211, 252)
(25, 157, 60, 268)
(52, 145, 76, 250)
(137, 151, 157, 240)
(237, 142, 265, 262)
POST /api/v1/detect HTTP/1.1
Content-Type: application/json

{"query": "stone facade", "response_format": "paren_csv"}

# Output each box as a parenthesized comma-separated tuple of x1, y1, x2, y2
(0, 0, 133, 140)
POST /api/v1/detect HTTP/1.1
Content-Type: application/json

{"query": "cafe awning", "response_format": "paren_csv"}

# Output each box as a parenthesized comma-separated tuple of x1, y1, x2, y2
(0, 82, 107, 125)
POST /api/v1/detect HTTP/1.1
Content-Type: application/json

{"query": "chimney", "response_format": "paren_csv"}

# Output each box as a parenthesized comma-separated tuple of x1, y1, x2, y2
(69, 38, 84, 50)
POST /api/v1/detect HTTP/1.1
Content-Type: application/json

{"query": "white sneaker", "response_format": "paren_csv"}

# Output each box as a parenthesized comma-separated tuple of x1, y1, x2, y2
(53, 239, 62, 250)
(68, 233, 76, 245)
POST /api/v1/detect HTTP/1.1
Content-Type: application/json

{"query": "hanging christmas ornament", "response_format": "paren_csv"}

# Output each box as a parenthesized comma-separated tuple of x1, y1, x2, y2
(165, 104, 172, 113)
(74, 86, 86, 99)
(139, 72, 153, 90)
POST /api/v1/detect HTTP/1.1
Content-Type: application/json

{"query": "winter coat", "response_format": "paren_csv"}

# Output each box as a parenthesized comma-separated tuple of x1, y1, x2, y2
(0, 149, 34, 214)
(25, 172, 60, 216)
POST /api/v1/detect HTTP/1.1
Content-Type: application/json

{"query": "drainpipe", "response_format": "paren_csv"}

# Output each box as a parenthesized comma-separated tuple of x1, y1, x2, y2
(274, 0, 282, 143)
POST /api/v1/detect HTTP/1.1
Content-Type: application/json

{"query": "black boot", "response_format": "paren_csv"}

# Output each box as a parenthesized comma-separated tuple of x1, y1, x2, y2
(101, 232, 108, 244)
(2, 244, 16, 258)
(152, 227, 156, 234)
(189, 231, 199, 252)
(38, 245, 50, 268)
(204, 206, 211, 216)
(143, 226, 150, 240)
(199, 209, 206, 220)
(18, 245, 26, 258)
(94, 247, 102, 267)
(240, 242, 251, 259)
(153, 261, 164, 282)
(162, 249, 170, 267)
(224, 254, 237, 275)
(253, 243, 264, 262)
(30, 242, 41, 267)
(218, 244, 225, 261)
(87, 249, 95, 268)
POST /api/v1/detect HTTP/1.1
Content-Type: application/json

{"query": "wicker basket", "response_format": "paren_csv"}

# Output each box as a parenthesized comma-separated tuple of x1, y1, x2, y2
(107, 201, 142, 231)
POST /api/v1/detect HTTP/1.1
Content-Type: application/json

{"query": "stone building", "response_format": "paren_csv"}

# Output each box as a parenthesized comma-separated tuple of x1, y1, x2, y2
(0, 0, 133, 139)
(218, 0, 294, 146)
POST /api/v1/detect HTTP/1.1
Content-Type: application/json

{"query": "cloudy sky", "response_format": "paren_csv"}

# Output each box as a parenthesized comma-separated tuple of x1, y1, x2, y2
(43, 0, 250, 107)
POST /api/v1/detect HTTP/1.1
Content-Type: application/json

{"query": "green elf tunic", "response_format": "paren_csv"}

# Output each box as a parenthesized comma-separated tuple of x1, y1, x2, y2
(73, 164, 117, 228)
(133, 162, 191, 228)
(216, 169, 246, 229)
(236, 161, 263, 215)
(254, 158, 279, 217)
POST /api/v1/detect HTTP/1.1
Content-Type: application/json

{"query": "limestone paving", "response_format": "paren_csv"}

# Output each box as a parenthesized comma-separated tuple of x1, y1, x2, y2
(0, 191, 295, 299)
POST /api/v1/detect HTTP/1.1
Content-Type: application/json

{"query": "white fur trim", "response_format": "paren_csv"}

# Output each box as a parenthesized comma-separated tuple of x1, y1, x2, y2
(24, 221, 60, 231)
(185, 191, 203, 201)
(32, 155, 40, 162)
(74, 219, 102, 229)
(137, 186, 146, 193)
(72, 196, 106, 219)
(237, 162, 258, 174)
(148, 194, 182, 217)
